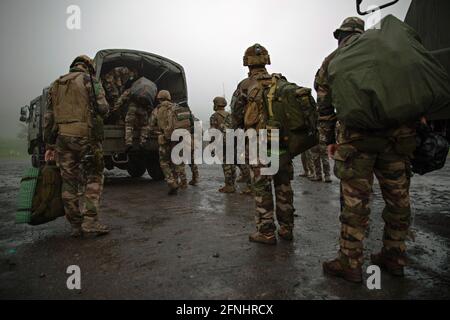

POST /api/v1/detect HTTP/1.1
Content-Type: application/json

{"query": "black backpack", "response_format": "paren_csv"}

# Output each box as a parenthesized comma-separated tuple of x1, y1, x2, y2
(412, 125, 449, 175)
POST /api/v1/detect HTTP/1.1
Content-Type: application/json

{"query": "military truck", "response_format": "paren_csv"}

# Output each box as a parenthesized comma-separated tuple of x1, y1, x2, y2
(20, 49, 189, 180)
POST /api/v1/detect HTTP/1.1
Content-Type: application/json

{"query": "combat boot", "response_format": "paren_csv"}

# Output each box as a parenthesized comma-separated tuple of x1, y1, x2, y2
(71, 226, 83, 238)
(278, 226, 293, 241)
(240, 186, 253, 196)
(309, 175, 322, 182)
(249, 232, 277, 245)
(324, 176, 332, 183)
(322, 258, 363, 283)
(298, 172, 308, 178)
(236, 175, 249, 183)
(81, 219, 110, 236)
(179, 180, 188, 189)
(168, 183, 179, 196)
(219, 185, 236, 193)
(370, 250, 405, 277)
(189, 177, 199, 186)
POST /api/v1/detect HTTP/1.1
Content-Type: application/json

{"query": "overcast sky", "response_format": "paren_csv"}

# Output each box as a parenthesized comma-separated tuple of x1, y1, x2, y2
(0, 0, 411, 138)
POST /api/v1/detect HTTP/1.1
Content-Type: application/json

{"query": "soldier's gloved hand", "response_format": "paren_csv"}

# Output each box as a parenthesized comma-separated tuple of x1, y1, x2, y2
(45, 149, 56, 162)
(327, 144, 338, 160)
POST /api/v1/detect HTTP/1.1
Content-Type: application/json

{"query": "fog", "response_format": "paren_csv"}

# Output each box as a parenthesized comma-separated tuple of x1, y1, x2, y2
(0, 0, 411, 139)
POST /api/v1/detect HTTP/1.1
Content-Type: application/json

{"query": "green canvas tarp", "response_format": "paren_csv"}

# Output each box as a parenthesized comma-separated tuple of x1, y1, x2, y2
(328, 15, 450, 130)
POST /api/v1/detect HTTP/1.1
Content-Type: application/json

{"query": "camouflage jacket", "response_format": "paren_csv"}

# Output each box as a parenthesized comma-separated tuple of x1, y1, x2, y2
(102, 67, 137, 105)
(44, 65, 109, 146)
(210, 110, 230, 133)
(230, 67, 272, 130)
(314, 34, 362, 145)
(150, 101, 175, 140)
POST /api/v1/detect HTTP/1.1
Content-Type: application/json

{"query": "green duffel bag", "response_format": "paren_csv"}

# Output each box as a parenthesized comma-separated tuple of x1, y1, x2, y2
(264, 74, 319, 158)
(16, 162, 65, 226)
(328, 15, 450, 130)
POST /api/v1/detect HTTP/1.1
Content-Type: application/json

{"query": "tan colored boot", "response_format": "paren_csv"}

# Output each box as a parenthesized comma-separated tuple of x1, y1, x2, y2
(81, 219, 110, 236)
(249, 232, 277, 245)
(370, 250, 405, 277)
(278, 226, 293, 241)
(189, 177, 199, 186)
(322, 258, 363, 283)
(219, 185, 236, 193)
(168, 183, 179, 196)
(179, 180, 188, 189)
(71, 226, 83, 238)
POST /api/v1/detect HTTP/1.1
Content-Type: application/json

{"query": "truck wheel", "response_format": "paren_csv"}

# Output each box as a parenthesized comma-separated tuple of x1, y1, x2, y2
(127, 165, 146, 178)
(147, 161, 165, 181)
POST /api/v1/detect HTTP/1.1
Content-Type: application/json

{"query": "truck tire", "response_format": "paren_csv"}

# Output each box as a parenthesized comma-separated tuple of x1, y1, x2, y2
(147, 161, 165, 181)
(127, 155, 147, 178)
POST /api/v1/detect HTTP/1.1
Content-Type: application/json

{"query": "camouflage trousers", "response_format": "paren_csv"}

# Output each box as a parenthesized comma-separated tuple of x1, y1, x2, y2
(56, 135, 104, 227)
(222, 164, 237, 186)
(190, 164, 199, 181)
(237, 164, 252, 185)
(159, 142, 185, 187)
(125, 104, 149, 146)
(310, 143, 331, 179)
(334, 141, 413, 269)
(251, 156, 295, 234)
(300, 150, 312, 176)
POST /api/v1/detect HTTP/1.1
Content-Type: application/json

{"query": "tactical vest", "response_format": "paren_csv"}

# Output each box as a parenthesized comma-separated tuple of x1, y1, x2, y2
(52, 71, 91, 137)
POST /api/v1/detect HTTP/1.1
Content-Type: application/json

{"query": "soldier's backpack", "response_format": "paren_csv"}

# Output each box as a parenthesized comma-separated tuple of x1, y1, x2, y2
(263, 74, 319, 158)
(129, 77, 158, 108)
(168, 104, 193, 133)
(328, 15, 450, 130)
(16, 163, 65, 226)
(411, 125, 449, 175)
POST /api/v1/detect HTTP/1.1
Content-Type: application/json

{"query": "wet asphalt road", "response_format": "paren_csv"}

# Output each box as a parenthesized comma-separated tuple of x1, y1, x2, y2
(0, 158, 449, 300)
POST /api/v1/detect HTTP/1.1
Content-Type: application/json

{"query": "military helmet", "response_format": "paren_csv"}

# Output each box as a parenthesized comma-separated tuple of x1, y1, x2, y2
(70, 55, 95, 73)
(333, 17, 365, 39)
(157, 90, 172, 101)
(213, 96, 227, 108)
(243, 43, 271, 67)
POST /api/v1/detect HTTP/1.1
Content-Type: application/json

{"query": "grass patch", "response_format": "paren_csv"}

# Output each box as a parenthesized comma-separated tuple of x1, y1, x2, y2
(0, 139, 28, 159)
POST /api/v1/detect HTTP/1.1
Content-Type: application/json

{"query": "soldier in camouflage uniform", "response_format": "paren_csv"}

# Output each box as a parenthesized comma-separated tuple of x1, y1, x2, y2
(299, 150, 314, 179)
(210, 97, 236, 193)
(316, 18, 417, 282)
(102, 67, 138, 106)
(44, 55, 110, 237)
(188, 114, 200, 186)
(150, 90, 185, 195)
(308, 122, 332, 182)
(113, 84, 151, 149)
(231, 44, 295, 245)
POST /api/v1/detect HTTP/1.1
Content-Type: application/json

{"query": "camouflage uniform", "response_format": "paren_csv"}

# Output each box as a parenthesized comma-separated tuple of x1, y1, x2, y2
(231, 44, 294, 244)
(113, 89, 150, 147)
(102, 67, 138, 106)
(308, 123, 332, 182)
(300, 150, 314, 178)
(150, 91, 185, 194)
(316, 18, 416, 281)
(210, 98, 236, 193)
(188, 115, 200, 186)
(44, 55, 110, 236)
